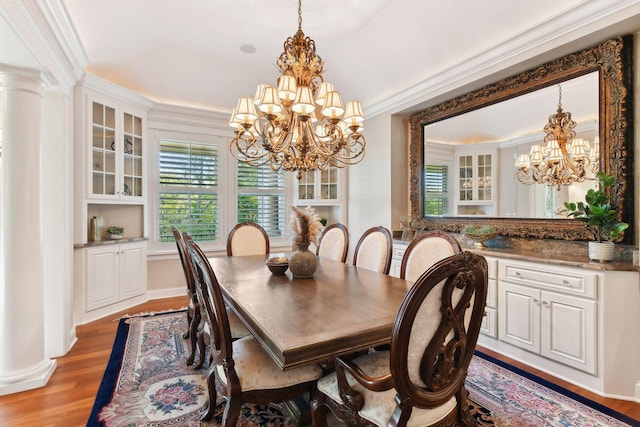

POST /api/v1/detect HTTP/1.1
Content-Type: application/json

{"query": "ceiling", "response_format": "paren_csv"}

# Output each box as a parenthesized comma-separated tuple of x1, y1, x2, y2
(59, 0, 640, 118)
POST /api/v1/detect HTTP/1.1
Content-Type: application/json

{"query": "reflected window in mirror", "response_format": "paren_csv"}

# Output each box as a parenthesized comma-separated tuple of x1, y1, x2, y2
(423, 71, 599, 220)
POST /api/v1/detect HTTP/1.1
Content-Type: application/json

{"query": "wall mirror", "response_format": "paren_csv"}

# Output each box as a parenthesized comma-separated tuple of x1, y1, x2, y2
(409, 35, 634, 243)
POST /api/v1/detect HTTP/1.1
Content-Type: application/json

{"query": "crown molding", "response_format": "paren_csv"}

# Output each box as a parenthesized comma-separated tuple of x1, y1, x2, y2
(147, 103, 235, 136)
(0, 0, 87, 91)
(366, 0, 640, 118)
(79, 73, 155, 110)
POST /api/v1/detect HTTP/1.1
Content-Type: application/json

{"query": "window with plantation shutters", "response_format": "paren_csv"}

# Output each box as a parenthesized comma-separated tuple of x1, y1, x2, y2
(424, 164, 450, 216)
(158, 139, 219, 243)
(237, 162, 286, 238)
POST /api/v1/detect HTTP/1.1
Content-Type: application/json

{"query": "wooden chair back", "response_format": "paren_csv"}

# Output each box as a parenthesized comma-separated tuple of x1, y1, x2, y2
(226, 222, 270, 256)
(311, 251, 488, 426)
(187, 238, 321, 425)
(172, 228, 200, 365)
(188, 239, 235, 370)
(316, 223, 349, 263)
(391, 251, 487, 418)
(400, 230, 462, 282)
(352, 226, 392, 274)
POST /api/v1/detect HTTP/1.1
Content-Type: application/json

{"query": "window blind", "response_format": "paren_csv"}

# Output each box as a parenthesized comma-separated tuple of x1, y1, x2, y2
(237, 162, 285, 237)
(424, 164, 449, 216)
(159, 139, 218, 242)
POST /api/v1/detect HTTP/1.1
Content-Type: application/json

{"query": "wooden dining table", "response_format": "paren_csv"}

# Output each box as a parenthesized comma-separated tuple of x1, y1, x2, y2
(208, 254, 413, 370)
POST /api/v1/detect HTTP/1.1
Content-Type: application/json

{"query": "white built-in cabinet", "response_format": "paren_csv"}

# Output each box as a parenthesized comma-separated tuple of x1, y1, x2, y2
(391, 241, 640, 400)
(85, 241, 147, 312)
(294, 165, 343, 203)
(498, 262, 597, 374)
(73, 78, 151, 323)
(88, 94, 145, 201)
(293, 165, 346, 225)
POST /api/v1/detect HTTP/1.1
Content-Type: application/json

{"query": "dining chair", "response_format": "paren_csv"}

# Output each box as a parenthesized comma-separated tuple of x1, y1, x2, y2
(226, 221, 270, 256)
(311, 251, 488, 427)
(352, 226, 393, 274)
(172, 227, 200, 365)
(186, 238, 323, 424)
(179, 232, 250, 369)
(316, 223, 349, 263)
(400, 230, 462, 282)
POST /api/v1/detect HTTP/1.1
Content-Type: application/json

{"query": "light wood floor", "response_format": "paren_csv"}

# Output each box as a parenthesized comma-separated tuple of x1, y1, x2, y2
(1, 295, 639, 426)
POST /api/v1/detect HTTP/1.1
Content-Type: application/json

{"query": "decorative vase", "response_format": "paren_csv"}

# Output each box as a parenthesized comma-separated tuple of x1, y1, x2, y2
(588, 241, 615, 262)
(289, 243, 318, 278)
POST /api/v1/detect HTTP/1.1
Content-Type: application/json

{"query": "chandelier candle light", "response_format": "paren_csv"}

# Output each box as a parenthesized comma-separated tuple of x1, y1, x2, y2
(515, 84, 598, 190)
(229, 0, 366, 179)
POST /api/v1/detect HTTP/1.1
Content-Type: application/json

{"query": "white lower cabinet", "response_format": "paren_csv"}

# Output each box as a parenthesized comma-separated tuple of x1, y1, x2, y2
(76, 240, 147, 323)
(499, 282, 596, 374)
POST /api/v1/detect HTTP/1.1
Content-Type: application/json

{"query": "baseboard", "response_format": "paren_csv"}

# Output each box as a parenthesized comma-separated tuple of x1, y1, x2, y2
(0, 359, 57, 396)
(146, 287, 186, 300)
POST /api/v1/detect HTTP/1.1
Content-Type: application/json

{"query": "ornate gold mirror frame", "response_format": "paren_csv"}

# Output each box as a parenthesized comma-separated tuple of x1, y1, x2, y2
(409, 35, 634, 243)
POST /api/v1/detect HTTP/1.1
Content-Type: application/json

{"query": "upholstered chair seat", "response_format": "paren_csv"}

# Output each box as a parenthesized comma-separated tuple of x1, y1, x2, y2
(216, 335, 322, 391)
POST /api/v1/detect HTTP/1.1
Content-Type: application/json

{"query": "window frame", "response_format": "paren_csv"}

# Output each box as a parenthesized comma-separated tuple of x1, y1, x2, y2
(149, 130, 291, 254)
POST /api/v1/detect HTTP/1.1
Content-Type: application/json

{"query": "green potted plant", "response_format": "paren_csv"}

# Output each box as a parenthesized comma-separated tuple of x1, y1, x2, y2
(105, 225, 124, 240)
(562, 172, 628, 261)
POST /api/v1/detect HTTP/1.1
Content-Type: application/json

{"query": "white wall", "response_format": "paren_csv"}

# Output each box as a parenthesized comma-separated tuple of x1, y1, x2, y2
(347, 112, 393, 260)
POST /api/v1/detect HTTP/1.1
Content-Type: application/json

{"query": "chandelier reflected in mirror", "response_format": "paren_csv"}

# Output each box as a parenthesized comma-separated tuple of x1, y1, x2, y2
(229, 0, 365, 179)
(515, 84, 598, 190)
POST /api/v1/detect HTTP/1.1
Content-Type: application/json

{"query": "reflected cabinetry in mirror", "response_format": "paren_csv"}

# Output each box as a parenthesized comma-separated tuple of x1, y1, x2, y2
(409, 35, 634, 243)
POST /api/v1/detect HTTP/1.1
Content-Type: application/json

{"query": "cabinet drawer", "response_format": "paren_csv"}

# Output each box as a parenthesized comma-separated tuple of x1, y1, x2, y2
(501, 261, 596, 299)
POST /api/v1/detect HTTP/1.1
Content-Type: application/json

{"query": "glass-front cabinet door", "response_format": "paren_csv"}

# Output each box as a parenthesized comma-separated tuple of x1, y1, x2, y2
(89, 99, 144, 201)
(455, 151, 495, 216)
(294, 164, 342, 203)
(122, 112, 143, 197)
(92, 102, 117, 196)
(320, 166, 338, 200)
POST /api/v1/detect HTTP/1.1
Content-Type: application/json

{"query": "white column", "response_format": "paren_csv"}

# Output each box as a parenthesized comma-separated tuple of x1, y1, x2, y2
(0, 68, 56, 395)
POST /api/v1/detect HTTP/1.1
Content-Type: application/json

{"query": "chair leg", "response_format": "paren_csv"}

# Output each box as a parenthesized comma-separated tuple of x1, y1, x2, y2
(183, 305, 193, 339)
(194, 330, 206, 370)
(199, 368, 218, 421)
(186, 308, 200, 366)
(222, 397, 242, 427)
(310, 396, 330, 427)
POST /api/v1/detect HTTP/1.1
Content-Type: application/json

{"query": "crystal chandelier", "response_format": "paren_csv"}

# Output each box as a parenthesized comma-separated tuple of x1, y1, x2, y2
(515, 84, 597, 190)
(228, 0, 365, 179)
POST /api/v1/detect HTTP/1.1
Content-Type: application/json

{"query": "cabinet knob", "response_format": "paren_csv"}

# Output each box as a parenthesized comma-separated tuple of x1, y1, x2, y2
(542, 301, 550, 307)
(533, 298, 540, 305)
(563, 279, 571, 286)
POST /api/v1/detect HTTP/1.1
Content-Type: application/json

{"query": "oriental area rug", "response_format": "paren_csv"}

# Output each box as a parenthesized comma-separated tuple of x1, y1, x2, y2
(87, 310, 638, 427)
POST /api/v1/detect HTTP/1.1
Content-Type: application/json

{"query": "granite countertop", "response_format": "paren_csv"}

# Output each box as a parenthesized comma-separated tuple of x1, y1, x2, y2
(74, 237, 148, 249)
(393, 236, 638, 272)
